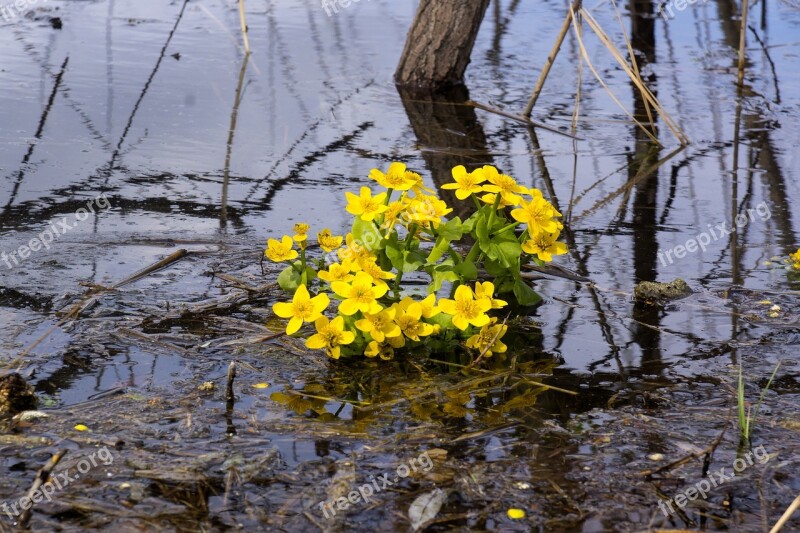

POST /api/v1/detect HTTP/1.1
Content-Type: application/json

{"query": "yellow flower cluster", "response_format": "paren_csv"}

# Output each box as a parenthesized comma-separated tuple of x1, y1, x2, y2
(791, 249, 800, 270)
(263, 161, 570, 361)
(444, 165, 568, 263)
(347, 162, 450, 232)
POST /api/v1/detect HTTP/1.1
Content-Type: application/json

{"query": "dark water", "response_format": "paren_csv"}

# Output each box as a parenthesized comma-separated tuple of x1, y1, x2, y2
(1, 0, 799, 531)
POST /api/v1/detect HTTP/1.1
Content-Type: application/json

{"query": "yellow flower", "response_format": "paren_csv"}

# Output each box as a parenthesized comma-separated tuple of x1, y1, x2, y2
(510, 190, 563, 234)
(522, 230, 568, 262)
(392, 299, 435, 341)
(355, 308, 401, 343)
(480, 166, 528, 205)
(272, 284, 330, 335)
(791, 249, 800, 270)
(345, 187, 388, 222)
(265, 235, 298, 262)
(359, 258, 395, 286)
(331, 271, 388, 315)
(383, 199, 410, 229)
(419, 294, 441, 319)
(406, 195, 453, 229)
(405, 170, 434, 194)
(305, 316, 356, 359)
(479, 192, 514, 209)
(438, 285, 492, 330)
(317, 262, 355, 283)
(466, 318, 508, 357)
(292, 223, 310, 243)
(365, 341, 395, 360)
(441, 165, 486, 200)
(317, 228, 343, 252)
(369, 162, 416, 191)
(337, 233, 376, 266)
(473, 281, 508, 309)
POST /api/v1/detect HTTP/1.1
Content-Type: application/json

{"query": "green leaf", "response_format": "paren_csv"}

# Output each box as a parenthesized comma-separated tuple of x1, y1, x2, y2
(483, 258, 507, 277)
(461, 212, 479, 233)
(427, 217, 464, 263)
(385, 232, 405, 271)
(277, 264, 301, 292)
(277, 263, 316, 292)
(513, 279, 542, 307)
(475, 215, 490, 244)
(453, 260, 477, 281)
(438, 216, 464, 241)
(401, 250, 426, 273)
(351, 217, 383, 252)
(431, 269, 459, 293)
(426, 311, 453, 331)
(496, 240, 522, 269)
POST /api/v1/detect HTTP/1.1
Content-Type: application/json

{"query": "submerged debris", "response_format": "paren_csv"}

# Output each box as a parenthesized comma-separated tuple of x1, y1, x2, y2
(634, 278, 692, 305)
(0, 373, 38, 415)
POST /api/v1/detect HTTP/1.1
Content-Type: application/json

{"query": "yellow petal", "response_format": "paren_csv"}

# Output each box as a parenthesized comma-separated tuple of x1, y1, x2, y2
(311, 293, 330, 315)
(306, 334, 327, 350)
(252, 383, 269, 389)
(74, 424, 89, 432)
(339, 299, 359, 316)
(452, 315, 469, 330)
(507, 508, 525, 519)
(286, 317, 303, 335)
(272, 301, 295, 318)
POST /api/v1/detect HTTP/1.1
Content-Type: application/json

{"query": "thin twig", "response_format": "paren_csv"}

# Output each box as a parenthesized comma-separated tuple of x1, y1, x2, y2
(226, 361, 237, 403)
(18, 450, 67, 528)
(9, 250, 190, 370)
(237, 0, 251, 54)
(467, 314, 510, 368)
(769, 495, 800, 533)
(467, 100, 581, 140)
(523, 0, 582, 117)
(737, 0, 749, 89)
(641, 422, 728, 478)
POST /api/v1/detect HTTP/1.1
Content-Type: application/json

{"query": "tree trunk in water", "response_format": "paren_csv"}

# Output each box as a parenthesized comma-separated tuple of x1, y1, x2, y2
(395, 0, 490, 90)
(397, 85, 492, 220)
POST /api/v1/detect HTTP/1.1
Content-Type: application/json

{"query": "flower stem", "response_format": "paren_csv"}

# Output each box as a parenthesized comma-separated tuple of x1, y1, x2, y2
(299, 248, 308, 285)
(487, 193, 501, 230)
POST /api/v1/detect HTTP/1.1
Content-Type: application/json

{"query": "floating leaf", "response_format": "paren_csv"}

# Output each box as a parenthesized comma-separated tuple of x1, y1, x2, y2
(409, 488, 447, 531)
(252, 383, 269, 389)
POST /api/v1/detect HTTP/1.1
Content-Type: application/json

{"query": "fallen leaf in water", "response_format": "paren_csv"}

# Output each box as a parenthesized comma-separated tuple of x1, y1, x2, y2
(409, 488, 447, 531)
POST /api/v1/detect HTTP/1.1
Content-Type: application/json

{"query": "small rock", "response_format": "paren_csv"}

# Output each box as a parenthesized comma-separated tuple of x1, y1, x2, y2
(634, 279, 692, 305)
(13, 410, 49, 423)
(0, 374, 38, 415)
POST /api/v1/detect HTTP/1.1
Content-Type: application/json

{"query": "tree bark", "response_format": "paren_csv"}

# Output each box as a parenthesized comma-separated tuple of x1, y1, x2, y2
(395, 0, 490, 90)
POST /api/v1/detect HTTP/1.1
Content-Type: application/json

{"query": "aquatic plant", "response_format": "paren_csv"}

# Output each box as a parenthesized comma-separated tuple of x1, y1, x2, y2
(264, 163, 567, 360)
(789, 248, 800, 270)
(737, 360, 781, 442)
